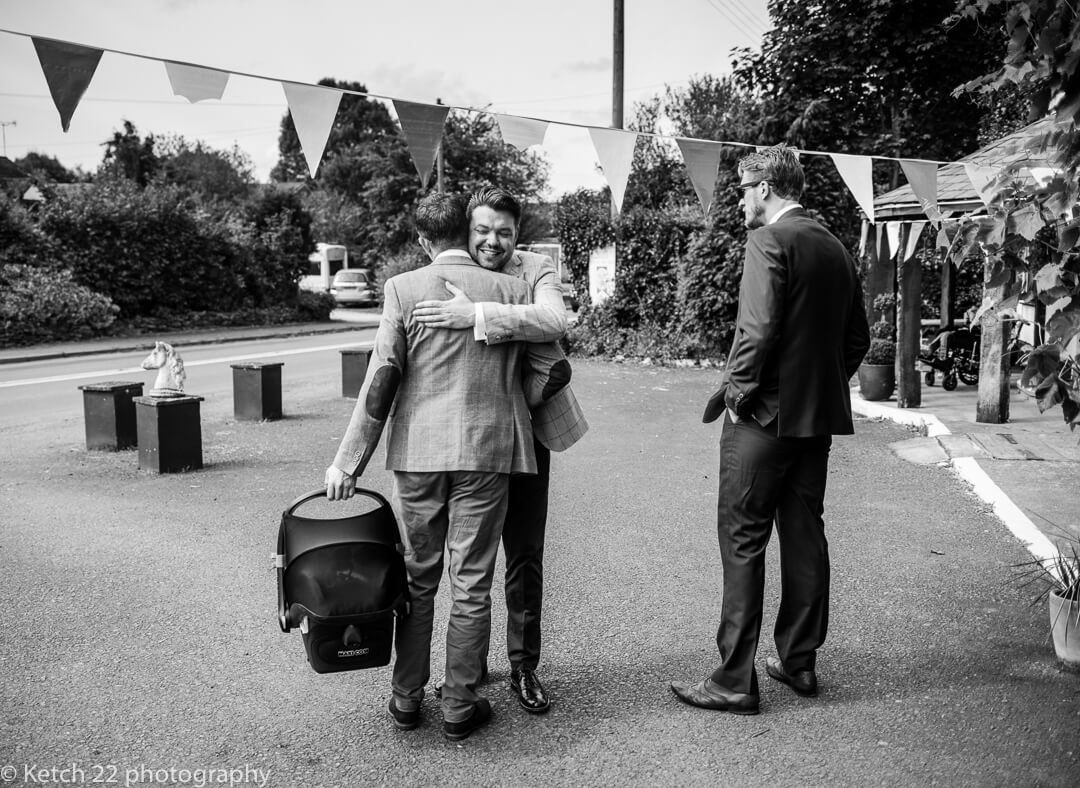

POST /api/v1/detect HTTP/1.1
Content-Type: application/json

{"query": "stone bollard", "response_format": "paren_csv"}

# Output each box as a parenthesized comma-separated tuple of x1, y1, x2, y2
(78, 381, 144, 450)
(341, 348, 373, 399)
(134, 395, 205, 473)
(231, 362, 284, 421)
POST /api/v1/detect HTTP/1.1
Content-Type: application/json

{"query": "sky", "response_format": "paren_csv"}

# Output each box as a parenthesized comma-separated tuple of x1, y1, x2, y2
(0, 0, 772, 196)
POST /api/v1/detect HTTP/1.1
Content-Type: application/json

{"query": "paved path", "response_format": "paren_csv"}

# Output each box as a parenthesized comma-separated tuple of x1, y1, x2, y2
(1, 358, 1077, 787)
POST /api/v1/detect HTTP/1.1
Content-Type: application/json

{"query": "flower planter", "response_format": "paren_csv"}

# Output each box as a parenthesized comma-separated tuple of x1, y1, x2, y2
(1049, 589, 1080, 670)
(857, 363, 895, 402)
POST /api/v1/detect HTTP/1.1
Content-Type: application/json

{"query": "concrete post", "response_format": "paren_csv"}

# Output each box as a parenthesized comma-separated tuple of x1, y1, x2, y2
(231, 362, 283, 421)
(134, 395, 205, 473)
(341, 348, 372, 399)
(78, 381, 143, 450)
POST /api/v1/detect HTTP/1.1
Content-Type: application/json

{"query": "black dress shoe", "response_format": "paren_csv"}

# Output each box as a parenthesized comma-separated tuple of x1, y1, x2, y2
(387, 697, 420, 731)
(765, 656, 818, 697)
(510, 668, 550, 714)
(435, 663, 489, 698)
(669, 678, 760, 715)
(443, 698, 492, 741)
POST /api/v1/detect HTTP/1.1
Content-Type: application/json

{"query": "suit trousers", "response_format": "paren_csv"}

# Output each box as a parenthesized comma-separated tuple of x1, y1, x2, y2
(711, 413, 832, 694)
(503, 438, 550, 670)
(390, 470, 509, 723)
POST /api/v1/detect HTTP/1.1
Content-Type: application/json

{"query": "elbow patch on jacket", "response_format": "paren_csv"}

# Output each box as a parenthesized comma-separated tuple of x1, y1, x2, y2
(542, 360, 572, 401)
(365, 365, 401, 420)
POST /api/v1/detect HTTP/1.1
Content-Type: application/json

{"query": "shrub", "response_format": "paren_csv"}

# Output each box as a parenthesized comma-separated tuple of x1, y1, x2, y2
(0, 264, 117, 346)
(293, 290, 337, 321)
(864, 334, 896, 365)
(375, 247, 428, 289)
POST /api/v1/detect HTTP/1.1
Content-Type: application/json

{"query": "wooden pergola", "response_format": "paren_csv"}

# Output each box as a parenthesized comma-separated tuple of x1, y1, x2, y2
(862, 118, 1062, 422)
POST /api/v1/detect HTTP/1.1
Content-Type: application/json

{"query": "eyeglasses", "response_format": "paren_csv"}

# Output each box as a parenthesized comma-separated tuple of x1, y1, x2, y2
(734, 180, 766, 198)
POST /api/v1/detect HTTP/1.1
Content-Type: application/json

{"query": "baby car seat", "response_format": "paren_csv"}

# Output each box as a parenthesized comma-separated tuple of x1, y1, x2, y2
(275, 488, 409, 673)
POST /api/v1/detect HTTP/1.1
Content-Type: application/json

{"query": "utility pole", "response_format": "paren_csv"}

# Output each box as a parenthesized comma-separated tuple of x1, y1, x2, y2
(612, 0, 624, 129)
(435, 98, 445, 193)
(0, 121, 15, 158)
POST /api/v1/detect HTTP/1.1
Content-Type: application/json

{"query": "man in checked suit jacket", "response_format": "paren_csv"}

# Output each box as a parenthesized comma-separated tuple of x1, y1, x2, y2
(671, 145, 869, 715)
(413, 187, 588, 714)
(325, 192, 557, 741)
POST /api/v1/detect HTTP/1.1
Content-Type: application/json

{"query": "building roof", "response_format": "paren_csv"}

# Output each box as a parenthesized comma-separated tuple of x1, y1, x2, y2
(872, 116, 1069, 220)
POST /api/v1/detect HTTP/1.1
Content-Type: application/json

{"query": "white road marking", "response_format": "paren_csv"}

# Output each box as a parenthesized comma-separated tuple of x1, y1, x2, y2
(0, 341, 373, 389)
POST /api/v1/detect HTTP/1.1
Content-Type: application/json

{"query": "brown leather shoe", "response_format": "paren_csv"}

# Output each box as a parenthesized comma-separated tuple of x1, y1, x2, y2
(765, 656, 818, 697)
(669, 678, 760, 715)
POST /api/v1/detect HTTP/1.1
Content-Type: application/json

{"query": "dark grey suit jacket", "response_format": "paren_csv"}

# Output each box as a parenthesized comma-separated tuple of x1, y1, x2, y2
(704, 208, 870, 437)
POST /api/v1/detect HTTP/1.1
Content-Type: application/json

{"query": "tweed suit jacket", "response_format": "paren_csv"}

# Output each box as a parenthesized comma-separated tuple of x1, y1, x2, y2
(704, 208, 870, 437)
(332, 251, 541, 477)
(480, 250, 588, 452)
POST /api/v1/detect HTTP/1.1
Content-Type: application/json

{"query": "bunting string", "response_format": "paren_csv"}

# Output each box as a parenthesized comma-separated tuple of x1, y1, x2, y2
(0, 26, 1059, 225)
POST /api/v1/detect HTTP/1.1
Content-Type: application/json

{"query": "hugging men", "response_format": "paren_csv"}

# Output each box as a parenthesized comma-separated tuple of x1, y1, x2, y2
(326, 188, 585, 739)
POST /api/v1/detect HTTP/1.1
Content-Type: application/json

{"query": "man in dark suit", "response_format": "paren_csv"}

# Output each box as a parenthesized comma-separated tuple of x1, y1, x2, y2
(671, 145, 869, 715)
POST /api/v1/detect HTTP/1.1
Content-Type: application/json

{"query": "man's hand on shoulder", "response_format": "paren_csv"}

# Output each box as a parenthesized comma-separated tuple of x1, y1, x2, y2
(412, 281, 476, 329)
(325, 465, 356, 501)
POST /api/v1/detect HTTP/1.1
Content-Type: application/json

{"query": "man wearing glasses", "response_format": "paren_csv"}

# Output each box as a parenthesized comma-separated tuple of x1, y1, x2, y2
(671, 144, 869, 714)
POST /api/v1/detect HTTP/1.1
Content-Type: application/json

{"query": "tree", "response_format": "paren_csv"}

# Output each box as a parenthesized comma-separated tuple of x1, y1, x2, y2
(271, 81, 551, 267)
(951, 0, 1080, 430)
(270, 79, 399, 184)
(14, 152, 76, 184)
(99, 120, 159, 186)
(155, 135, 254, 203)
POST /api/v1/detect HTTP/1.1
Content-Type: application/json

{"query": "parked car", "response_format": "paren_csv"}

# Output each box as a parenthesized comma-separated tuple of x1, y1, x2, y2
(329, 269, 378, 307)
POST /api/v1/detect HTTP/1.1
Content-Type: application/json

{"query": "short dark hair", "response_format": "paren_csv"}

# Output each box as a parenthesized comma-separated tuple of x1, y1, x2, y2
(738, 144, 805, 201)
(466, 187, 522, 225)
(414, 192, 468, 246)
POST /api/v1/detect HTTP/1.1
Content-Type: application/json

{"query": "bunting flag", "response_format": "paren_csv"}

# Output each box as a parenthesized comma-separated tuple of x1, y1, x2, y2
(902, 221, 927, 261)
(676, 138, 724, 214)
(885, 222, 903, 260)
(587, 127, 638, 213)
(899, 159, 940, 222)
(963, 162, 998, 207)
(495, 114, 548, 150)
(830, 153, 875, 224)
(393, 99, 450, 186)
(876, 219, 891, 261)
(32, 38, 103, 132)
(165, 61, 229, 103)
(282, 81, 341, 178)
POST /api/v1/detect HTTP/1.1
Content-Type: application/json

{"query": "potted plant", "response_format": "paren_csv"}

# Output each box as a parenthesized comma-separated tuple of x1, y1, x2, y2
(858, 318, 896, 401)
(1016, 542, 1080, 670)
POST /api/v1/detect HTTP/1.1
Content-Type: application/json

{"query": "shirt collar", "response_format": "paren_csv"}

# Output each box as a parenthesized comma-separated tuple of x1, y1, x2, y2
(433, 248, 473, 263)
(769, 204, 803, 225)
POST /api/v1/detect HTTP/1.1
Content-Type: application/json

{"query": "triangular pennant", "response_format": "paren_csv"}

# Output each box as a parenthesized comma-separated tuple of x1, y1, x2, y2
(587, 127, 638, 213)
(899, 159, 940, 222)
(903, 221, 927, 261)
(830, 153, 875, 224)
(393, 100, 450, 186)
(885, 222, 903, 260)
(876, 221, 892, 262)
(282, 81, 342, 178)
(963, 163, 999, 207)
(495, 114, 548, 150)
(676, 138, 725, 214)
(165, 61, 229, 103)
(32, 38, 103, 132)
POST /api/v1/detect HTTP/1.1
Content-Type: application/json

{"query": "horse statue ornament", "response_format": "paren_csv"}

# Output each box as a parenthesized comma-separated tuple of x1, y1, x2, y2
(141, 341, 187, 398)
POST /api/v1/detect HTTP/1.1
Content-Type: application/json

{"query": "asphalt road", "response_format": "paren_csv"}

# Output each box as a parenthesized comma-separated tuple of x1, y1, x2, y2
(1, 359, 1077, 787)
(0, 329, 377, 430)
